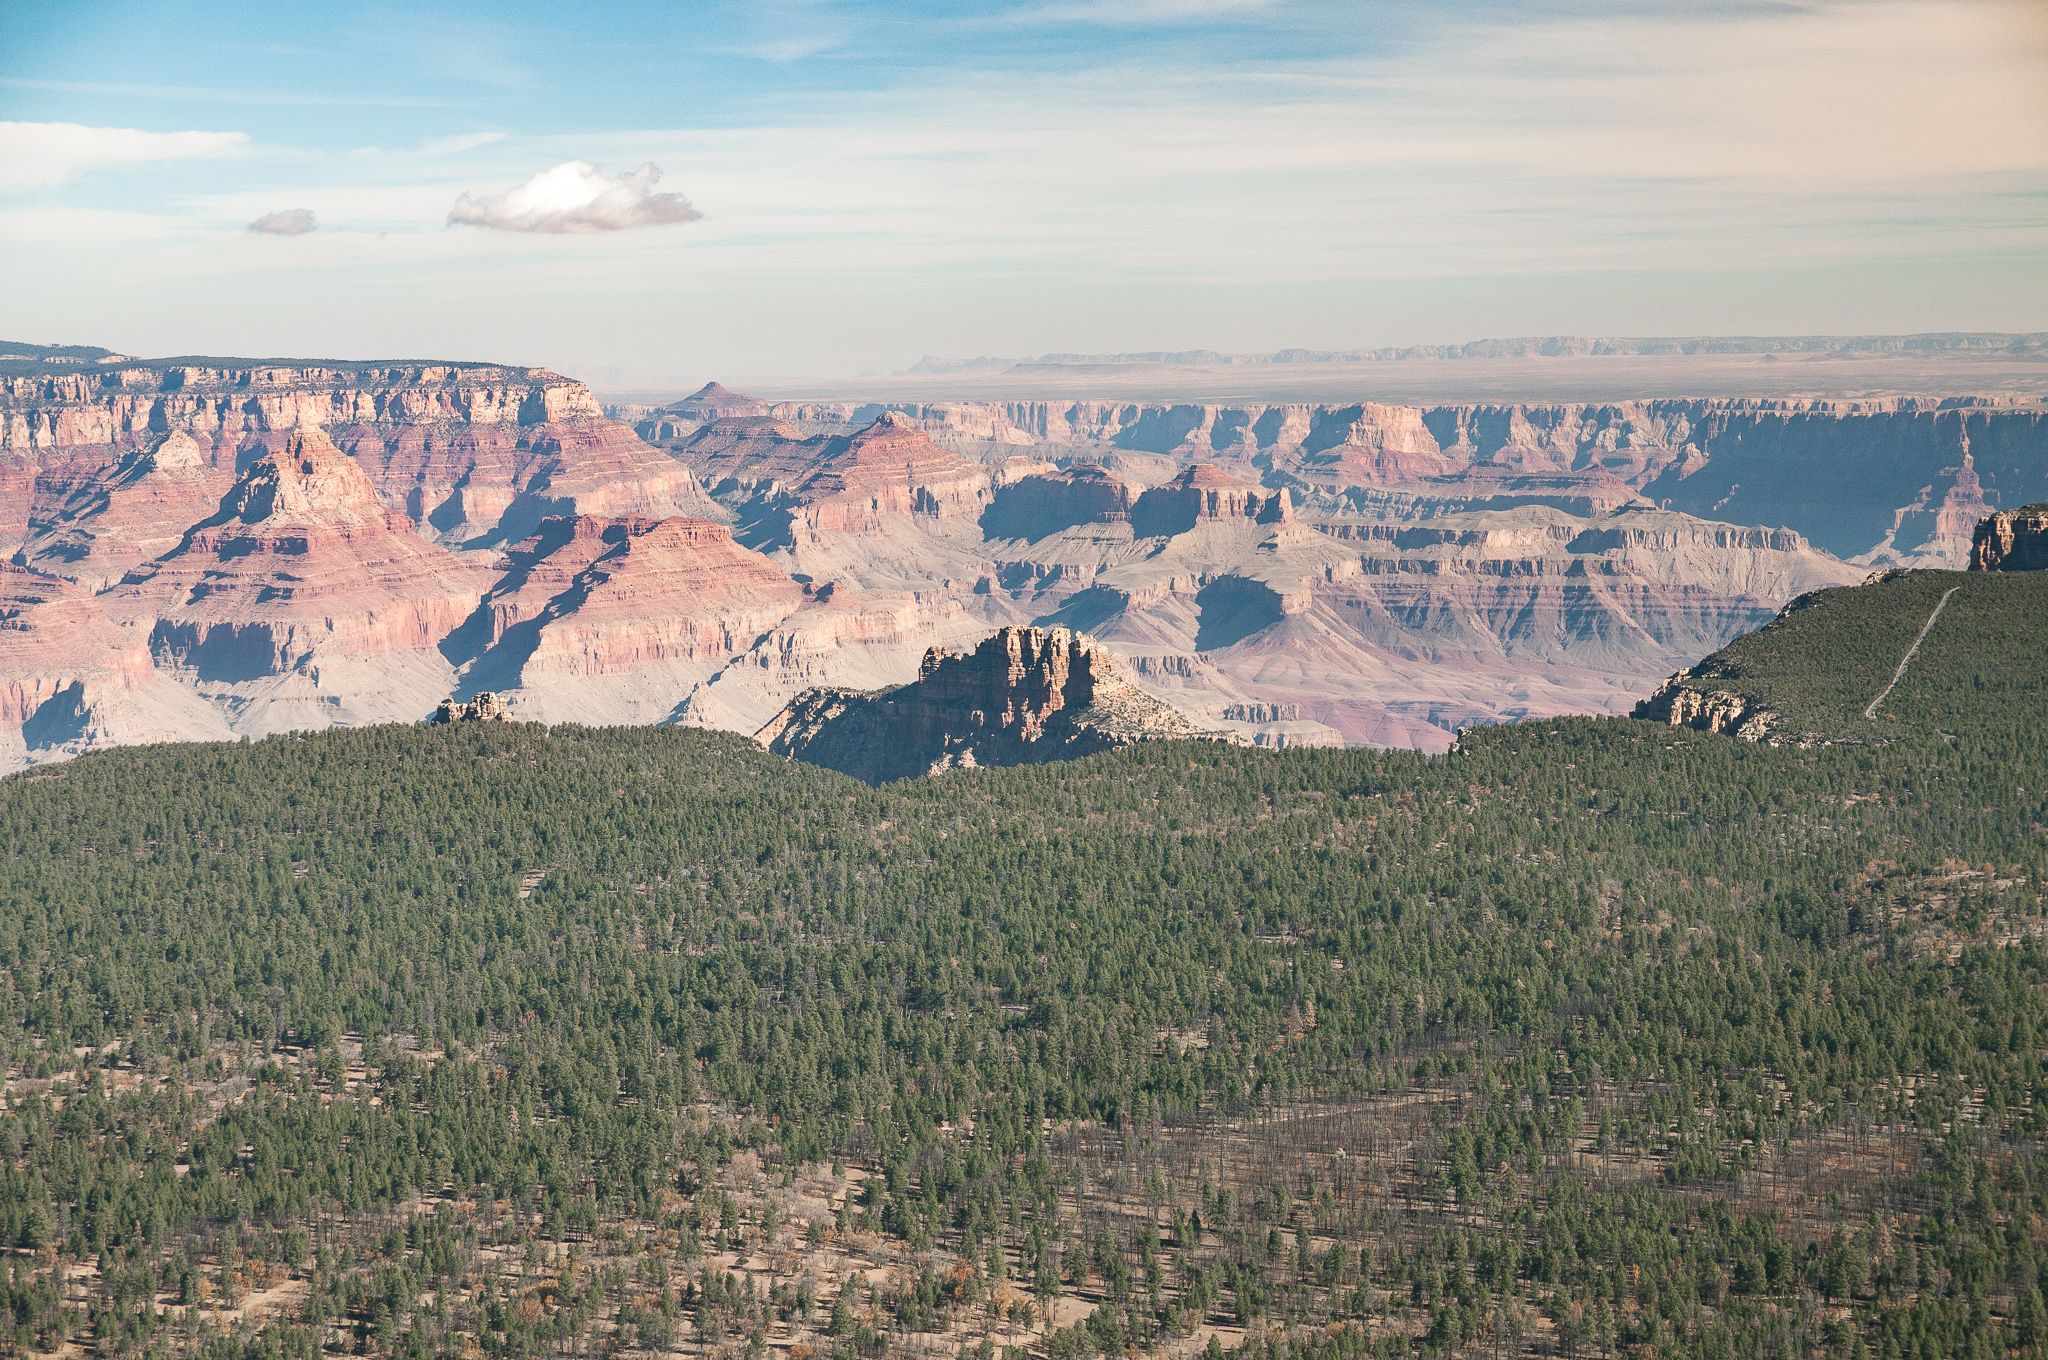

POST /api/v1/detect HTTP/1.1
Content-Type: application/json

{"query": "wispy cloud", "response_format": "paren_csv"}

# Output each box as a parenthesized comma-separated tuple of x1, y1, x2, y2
(5, 0, 2041, 371)
(249, 208, 316, 235)
(419, 132, 506, 157)
(447, 162, 703, 233)
(0, 77, 462, 108)
(1003, 0, 1286, 22)
(0, 121, 249, 191)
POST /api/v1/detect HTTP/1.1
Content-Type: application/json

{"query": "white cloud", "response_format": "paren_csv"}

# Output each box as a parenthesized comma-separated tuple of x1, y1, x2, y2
(446, 161, 702, 233)
(0, 121, 248, 191)
(419, 132, 506, 157)
(249, 208, 317, 235)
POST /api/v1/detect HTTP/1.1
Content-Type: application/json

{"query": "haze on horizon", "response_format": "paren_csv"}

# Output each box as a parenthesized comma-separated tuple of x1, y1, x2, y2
(2, 0, 2044, 385)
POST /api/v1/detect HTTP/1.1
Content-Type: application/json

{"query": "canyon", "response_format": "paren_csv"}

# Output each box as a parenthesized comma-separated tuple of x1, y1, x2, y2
(1, 350, 2041, 771)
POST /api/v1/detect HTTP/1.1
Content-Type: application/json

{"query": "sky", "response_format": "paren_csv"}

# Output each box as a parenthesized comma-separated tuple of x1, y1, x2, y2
(2, 0, 2045, 384)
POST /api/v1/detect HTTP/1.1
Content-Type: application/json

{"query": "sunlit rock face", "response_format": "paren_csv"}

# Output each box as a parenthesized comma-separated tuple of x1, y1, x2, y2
(1970, 504, 2048, 572)
(5, 362, 2039, 771)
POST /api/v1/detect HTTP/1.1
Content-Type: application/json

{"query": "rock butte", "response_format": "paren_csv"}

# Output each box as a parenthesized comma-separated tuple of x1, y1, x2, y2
(1970, 503, 2048, 572)
(757, 625, 1223, 783)
(1, 362, 2042, 772)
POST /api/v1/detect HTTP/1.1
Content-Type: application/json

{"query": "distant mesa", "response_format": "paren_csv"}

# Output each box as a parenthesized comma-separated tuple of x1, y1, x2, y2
(651, 406, 995, 545)
(907, 332, 2048, 371)
(756, 626, 1228, 784)
(668, 381, 771, 422)
(1130, 463, 1290, 537)
(0, 341, 131, 367)
(979, 461, 1287, 541)
(1969, 503, 2048, 572)
(980, 461, 1135, 539)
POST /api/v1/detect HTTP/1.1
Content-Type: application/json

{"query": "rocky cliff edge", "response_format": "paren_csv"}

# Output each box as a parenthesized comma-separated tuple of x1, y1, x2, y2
(756, 625, 1230, 782)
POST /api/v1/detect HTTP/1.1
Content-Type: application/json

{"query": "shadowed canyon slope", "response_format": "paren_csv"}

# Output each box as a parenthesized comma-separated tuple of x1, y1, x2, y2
(732, 394, 2044, 569)
(3, 355, 2042, 770)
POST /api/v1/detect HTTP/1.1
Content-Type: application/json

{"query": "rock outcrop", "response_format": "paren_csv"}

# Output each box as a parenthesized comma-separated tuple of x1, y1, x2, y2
(433, 692, 511, 723)
(1631, 678, 1777, 741)
(1970, 504, 2048, 571)
(1130, 464, 1290, 536)
(980, 462, 1135, 538)
(653, 410, 994, 546)
(791, 413, 994, 535)
(757, 626, 1221, 782)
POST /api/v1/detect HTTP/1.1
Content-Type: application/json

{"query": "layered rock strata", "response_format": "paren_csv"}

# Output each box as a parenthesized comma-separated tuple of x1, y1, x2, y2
(10, 362, 2030, 769)
(0, 563, 234, 764)
(1, 358, 715, 553)
(43, 427, 502, 740)
(706, 396, 2046, 568)
(14, 430, 234, 591)
(1970, 503, 2048, 571)
(464, 515, 806, 684)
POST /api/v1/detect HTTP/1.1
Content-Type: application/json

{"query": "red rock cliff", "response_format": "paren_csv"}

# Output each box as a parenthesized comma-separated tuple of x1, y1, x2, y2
(107, 425, 496, 676)
(1970, 504, 2048, 571)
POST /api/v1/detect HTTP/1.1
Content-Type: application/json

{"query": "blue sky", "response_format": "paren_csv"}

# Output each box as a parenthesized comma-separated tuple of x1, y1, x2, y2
(3, 0, 2044, 383)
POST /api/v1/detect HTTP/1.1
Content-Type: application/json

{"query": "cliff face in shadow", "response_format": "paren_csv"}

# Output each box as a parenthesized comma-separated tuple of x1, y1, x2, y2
(749, 396, 2046, 568)
(756, 626, 1221, 783)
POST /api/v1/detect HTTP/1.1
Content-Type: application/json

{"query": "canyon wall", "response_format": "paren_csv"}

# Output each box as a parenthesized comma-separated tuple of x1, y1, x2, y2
(3, 360, 2039, 771)
(753, 396, 2044, 568)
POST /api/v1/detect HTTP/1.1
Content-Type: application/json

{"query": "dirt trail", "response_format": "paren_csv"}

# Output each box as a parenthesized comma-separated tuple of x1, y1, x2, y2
(1865, 585, 1960, 720)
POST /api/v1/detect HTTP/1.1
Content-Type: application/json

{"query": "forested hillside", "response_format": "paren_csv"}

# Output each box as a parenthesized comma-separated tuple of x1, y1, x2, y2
(1637, 568, 2048, 743)
(0, 594, 2042, 1359)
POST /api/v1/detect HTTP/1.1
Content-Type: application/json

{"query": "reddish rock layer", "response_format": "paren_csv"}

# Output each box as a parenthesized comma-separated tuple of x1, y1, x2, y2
(492, 516, 806, 677)
(16, 431, 234, 590)
(0, 360, 710, 551)
(339, 418, 711, 546)
(107, 426, 496, 676)
(789, 414, 994, 533)
(0, 564, 152, 729)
